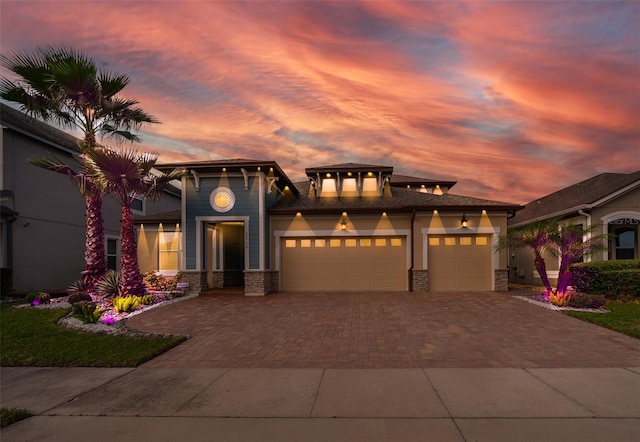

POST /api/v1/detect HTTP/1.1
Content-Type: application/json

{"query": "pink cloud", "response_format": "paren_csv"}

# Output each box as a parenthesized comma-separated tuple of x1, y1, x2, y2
(1, 1, 638, 204)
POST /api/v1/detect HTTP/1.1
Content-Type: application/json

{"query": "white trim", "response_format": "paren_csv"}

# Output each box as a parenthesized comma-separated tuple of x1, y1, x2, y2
(259, 171, 265, 270)
(195, 216, 250, 271)
(180, 175, 187, 271)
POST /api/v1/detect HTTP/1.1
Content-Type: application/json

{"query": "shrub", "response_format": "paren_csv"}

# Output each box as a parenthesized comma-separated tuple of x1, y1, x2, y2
(141, 294, 154, 305)
(567, 293, 606, 309)
(27, 292, 50, 306)
(112, 295, 142, 313)
(96, 271, 120, 298)
(142, 271, 181, 291)
(67, 279, 86, 297)
(73, 300, 102, 323)
(67, 292, 93, 305)
(570, 260, 640, 299)
(1, 407, 33, 428)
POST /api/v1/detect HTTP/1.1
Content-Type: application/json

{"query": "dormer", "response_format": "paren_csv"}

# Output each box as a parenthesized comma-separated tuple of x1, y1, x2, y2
(306, 163, 393, 198)
(389, 174, 457, 195)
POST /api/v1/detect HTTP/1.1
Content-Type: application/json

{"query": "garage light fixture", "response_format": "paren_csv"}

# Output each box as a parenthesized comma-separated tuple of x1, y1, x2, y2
(461, 213, 468, 228)
(340, 212, 348, 230)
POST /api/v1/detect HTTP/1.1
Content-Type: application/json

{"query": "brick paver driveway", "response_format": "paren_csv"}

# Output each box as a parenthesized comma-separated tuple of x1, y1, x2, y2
(127, 291, 639, 369)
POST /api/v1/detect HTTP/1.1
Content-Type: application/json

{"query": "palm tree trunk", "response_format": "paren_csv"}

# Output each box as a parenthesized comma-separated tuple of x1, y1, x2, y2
(82, 191, 107, 292)
(119, 206, 146, 296)
(533, 252, 553, 293)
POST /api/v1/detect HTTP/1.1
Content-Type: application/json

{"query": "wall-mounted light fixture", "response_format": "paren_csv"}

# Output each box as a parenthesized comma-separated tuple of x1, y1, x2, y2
(340, 212, 348, 230)
(461, 213, 468, 228)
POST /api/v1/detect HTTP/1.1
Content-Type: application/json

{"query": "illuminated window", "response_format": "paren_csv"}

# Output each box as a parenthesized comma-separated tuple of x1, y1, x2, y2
(429, 237, 440, 246)
(301, 239, 311, 248)
(375, 238, 387, 247)
(315, 239, 326, 248)
(330, 239, 341, 247)
(342, 178, 358, 194)
(460, 237, 472, 246)
(159, 231, 180, 270)
(285, 239, 296, 248)
(362, 177, 378, 193)
(345, 239, 357, 247)
(360, 238, 372, 247)
(445, 237, 456, 246)
(210, 187, 235, 212)
(321, 178, 337, 196)
(476, 237, 488, 246)
(390, 238, 402, 247)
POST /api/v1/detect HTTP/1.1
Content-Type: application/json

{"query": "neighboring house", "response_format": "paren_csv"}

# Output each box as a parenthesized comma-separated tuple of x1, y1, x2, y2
(508, 171, 640, 286)
(0, 103, 180, 293)
(155, 160, 522, 295)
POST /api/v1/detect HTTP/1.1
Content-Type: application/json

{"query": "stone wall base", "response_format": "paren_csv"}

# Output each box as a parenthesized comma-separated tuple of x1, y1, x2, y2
(180, 270, 208, 293)
(207, 271, 224, 289)
(494, 268, 509, 292)
(410, 269, 429, 292)
(244, 270, 278, 296)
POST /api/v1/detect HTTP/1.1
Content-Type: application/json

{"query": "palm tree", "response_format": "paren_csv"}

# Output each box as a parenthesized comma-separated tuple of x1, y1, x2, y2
(499, 218, 609, 306)
(83, 147, 183, 296)
(497, 218, 557, 294)
(1, 45, 158, 291)
(546, 223, 608, 305)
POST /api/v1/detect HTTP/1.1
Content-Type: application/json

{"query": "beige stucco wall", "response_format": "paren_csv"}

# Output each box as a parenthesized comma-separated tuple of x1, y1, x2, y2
(270, 209, 510, 290)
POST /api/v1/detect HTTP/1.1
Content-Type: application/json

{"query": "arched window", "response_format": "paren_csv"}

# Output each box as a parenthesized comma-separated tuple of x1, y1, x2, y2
(610, 225, 637, 260)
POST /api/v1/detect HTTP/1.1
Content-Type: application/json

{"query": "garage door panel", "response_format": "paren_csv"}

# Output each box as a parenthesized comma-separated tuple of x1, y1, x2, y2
(428, 235, 492, 291)
(281, 236, 406, 292)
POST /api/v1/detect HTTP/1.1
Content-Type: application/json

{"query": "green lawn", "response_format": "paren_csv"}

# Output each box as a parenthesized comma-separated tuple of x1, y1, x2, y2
(0, 303, 186, 367)
(563, 301, 640, 339)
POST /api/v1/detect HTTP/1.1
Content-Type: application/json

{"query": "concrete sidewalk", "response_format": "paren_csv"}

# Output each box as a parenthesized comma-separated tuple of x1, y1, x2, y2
(2, 366, 639, 441)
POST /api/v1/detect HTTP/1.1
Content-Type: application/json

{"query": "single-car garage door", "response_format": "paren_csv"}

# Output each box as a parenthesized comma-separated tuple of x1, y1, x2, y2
(281, 236, 407, 291)
(428, 234, 492, 291)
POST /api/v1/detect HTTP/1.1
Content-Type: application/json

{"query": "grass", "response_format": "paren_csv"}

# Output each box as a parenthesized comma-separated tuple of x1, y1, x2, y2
(0, 407, 33, 427)
(563, 301, 640, 339)
(0, 303, 186, 367)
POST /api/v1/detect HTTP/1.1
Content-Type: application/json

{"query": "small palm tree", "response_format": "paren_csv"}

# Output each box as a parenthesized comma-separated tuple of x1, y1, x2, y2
(1, 45, 158, 291)
(84, 147, 183, 296)
(497, 218, 557, 294)
(546, 223, 608, 305)
(499, 218, 609, 306)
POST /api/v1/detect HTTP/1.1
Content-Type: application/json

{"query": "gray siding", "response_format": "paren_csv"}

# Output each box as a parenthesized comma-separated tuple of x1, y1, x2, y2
(184, 174, 265, 269)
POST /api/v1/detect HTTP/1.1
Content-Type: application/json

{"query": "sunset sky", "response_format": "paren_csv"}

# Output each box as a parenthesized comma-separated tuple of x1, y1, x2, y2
(1, 0, 638, 204)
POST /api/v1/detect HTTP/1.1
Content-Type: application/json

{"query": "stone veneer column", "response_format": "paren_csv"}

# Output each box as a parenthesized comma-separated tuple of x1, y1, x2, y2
(410, 269, 429, 292)
(208, 271, 224, 289)
(494, 269, 509, 292)
(244, 270, 276, 296)
(180, 270, 208, 293)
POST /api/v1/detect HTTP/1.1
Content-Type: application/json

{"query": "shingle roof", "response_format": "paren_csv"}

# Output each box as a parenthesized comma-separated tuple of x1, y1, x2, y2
(389, 174, 457, 189)
(156, 159, 299, 196)
(509, 171, 640, 226)
(1, 103, 81, 154)
(269, 181, 521, 214)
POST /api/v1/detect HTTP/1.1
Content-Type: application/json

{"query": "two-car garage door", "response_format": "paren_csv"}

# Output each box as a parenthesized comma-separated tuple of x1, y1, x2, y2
(281, 236, 407, 291)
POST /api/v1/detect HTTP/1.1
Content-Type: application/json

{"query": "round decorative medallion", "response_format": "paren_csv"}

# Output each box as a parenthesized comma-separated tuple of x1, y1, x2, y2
(210, 187, 235, 212)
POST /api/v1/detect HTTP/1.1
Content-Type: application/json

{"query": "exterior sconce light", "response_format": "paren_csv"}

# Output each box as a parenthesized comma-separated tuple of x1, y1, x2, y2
(341, 221, 347, 230)
(461, 214, 468, 228)
(340, 212, 348, 230)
